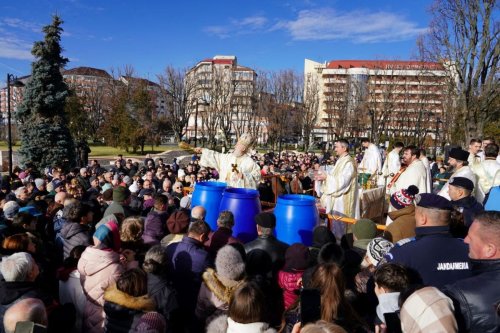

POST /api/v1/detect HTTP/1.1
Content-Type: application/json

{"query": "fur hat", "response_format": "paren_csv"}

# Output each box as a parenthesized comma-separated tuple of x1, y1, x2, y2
(391, 185, 419, 210)
(352, 218, 377, 240)
(449, 148, 469, 162)
(366, 237, 393, 266)
(284, 243, 310, 271)
(215, 245, 246, 280)
(167, 210, 190, 234)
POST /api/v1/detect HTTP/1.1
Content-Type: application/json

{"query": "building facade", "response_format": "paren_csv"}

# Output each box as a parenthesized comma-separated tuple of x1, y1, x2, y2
(185, 55, 258, 143)
(305, 59, 453, 144)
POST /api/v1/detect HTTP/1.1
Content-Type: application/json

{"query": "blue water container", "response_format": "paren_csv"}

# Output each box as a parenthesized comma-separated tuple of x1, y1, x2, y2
(191, 182, 227, 230)
(274, 194, 319, 245)
(219, 188, 261, 243)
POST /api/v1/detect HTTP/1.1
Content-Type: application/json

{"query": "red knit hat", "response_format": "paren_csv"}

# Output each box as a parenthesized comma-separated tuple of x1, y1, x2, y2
(390, 185, 419, 210)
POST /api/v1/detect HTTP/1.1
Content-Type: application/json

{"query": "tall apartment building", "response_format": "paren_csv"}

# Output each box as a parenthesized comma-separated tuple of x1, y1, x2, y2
(186, 55, 257, 142)
(305, 59, 452, 143)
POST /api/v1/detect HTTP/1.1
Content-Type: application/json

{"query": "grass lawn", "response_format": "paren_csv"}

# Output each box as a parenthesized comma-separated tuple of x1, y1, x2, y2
(0, 142, 176, 158)
(88, 144, 175, 157)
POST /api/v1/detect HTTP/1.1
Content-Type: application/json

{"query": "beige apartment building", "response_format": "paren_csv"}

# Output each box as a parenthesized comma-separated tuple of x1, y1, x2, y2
(305, 59, 453, 144)
(186, 55, 261, 143)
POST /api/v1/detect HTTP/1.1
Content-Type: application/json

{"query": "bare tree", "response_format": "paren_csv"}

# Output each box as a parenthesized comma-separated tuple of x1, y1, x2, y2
(157, 66, 195, 142)
(266, 70, 302, 151)
(301, 73, 320, 150)
(322, 73, 351, 141)
(82, 83, 109, 142)
(422, 0, 499, 143)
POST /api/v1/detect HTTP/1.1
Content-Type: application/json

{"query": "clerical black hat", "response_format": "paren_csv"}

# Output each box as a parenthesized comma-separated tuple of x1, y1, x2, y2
(449, 148, 469, 162)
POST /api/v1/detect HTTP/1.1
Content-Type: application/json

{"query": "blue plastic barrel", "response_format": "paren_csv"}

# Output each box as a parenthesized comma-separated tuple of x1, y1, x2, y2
(191, 182, 227, 230)
(274, 194, 319, 245)
(219, 188, 261, 243)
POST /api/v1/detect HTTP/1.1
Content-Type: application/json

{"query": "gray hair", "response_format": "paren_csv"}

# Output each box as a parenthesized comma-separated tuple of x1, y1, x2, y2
(217, 210, 235, 229)
(143, 245, 167, 274)
(4, 298, 47, 333)
(0, 252, 36, 282)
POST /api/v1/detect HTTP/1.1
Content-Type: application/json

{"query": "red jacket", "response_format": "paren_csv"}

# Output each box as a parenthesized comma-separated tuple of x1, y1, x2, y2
(278, 270, 303, 309)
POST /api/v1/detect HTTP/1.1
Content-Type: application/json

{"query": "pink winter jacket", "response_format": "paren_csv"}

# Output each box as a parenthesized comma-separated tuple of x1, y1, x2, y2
(78, 247, 124, 333)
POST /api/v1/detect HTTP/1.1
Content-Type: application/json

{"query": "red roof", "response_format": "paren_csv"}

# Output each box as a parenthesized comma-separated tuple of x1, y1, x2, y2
(199, 57, 235, 65)
(326, 60, 445, 71)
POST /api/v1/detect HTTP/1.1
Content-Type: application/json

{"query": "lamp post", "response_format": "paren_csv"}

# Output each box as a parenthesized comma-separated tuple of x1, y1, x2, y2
(194, 99, 208, 147)
(434, 116, 442, 156)
(6, 74, 24, 176)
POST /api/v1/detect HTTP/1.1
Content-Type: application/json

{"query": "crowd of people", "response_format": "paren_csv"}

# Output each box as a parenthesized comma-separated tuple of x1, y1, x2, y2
(0, 134, 498, 333)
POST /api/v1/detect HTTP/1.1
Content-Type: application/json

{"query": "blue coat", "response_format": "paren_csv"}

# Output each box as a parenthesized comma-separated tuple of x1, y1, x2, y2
(386, 226, 472, 288)
(165, 236, 210, 314)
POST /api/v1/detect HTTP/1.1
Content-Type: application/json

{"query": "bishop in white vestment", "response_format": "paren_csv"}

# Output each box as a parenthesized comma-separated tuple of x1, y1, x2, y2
(196, 134, 261, 189)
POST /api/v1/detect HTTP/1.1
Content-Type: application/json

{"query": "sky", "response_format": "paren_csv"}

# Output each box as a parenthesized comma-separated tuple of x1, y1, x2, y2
(0, 0, 436, 86)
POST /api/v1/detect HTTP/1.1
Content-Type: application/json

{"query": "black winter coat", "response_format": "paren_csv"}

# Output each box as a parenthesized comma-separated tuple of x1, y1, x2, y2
(147, 273, 179, 332)
(244, 235, 289, 274)
(443, 259, 500, 333)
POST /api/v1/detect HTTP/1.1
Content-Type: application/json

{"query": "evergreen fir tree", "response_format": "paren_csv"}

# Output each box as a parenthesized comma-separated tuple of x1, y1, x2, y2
(15, 15, 75, 170)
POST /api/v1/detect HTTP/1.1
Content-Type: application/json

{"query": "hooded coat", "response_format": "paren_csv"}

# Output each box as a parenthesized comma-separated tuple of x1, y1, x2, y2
(60, 222, 90, 259)
(103, 284, 156, 333)
(78, 247, 124, 333)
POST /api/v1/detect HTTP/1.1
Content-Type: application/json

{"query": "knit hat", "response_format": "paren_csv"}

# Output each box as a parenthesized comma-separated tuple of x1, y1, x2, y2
(113, 186, 130, 203)
(3, 201, 20, 220)
(93, 220, 121, 252)
(166, 210, 190, 234)
(366, 237, 394, 266)
(89, 176, 97, 184)
(390, 185, 419, 210)
(135, 312, 167, 333)
(284, 243, 310, 271)
(101, 183, 113, 193)
(400, 287, 457, 333)
(34, 178, 45, 189)
(215, 245, 246, 280)
(254, 212, 276, 228)
(180, 195, 192, 209)
(352, 219, 377, 240)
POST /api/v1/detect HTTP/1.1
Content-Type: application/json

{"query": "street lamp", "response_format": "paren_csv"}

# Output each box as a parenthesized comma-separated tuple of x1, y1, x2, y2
(434, 116, 442, 156)
(6, 74, 24, 176)
(194, 98, 208, 147)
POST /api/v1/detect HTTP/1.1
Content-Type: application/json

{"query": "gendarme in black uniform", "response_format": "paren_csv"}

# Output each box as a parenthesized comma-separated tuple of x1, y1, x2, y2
(386, 193, 472, 288)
